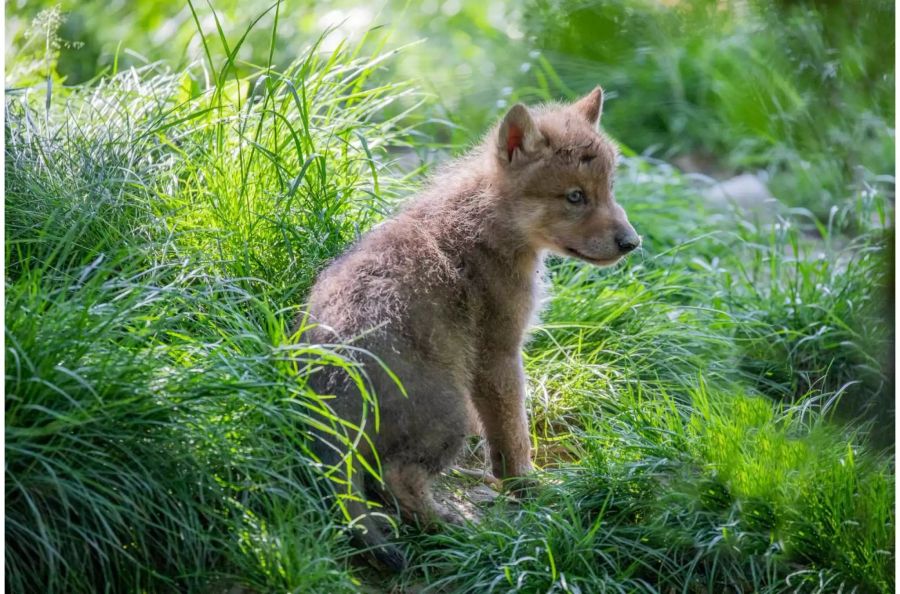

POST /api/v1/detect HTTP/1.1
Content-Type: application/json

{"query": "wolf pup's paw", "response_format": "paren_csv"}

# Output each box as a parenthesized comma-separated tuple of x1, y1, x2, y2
(370, 544, 408, 573)
(502, 474, 540, 500)
(436, 504, 467, 526)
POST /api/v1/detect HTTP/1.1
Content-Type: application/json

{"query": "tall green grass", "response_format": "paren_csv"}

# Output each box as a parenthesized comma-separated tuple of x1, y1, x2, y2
(6, 10, 422, 590)
(6, 255, 364, 592)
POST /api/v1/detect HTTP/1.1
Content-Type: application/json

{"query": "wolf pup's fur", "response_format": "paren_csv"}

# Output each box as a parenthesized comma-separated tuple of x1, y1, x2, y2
(300, 87, 639, 570)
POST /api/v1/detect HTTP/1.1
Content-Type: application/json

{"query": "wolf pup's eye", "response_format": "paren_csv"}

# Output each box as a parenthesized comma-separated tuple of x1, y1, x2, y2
(565, 188, 586, 205)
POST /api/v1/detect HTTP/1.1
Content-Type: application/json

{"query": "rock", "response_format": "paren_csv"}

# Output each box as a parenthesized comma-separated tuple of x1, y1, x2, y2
(703, 172, 780, 219)
(672, 151, 729, 178)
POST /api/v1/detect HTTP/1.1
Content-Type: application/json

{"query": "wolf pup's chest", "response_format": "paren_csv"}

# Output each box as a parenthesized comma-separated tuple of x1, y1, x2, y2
(461, 253, 545, 348)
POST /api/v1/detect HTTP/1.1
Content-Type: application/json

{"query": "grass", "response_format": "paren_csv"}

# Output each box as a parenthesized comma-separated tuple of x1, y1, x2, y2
(403, 389, 893, 592)
(5, 3, 895, 593)
(5, 254, 357, 592)
(6, 16, 417, 591)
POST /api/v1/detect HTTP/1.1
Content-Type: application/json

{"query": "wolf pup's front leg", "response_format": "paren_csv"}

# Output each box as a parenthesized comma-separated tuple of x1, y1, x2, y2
(472, 352, 533, 481)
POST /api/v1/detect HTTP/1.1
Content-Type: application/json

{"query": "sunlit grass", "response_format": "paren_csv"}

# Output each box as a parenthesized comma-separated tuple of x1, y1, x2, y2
(5, 10, 420, 590)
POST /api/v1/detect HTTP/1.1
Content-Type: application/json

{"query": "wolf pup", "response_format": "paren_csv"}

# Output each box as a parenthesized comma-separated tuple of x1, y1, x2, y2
(300, 87, 639, 570)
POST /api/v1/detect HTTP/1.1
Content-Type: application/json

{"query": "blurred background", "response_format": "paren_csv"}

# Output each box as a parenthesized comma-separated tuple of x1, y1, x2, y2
(7, 0, 895, 219)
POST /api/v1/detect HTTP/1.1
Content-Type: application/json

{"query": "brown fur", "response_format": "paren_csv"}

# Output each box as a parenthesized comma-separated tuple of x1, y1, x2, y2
(299, 87, 639, 570)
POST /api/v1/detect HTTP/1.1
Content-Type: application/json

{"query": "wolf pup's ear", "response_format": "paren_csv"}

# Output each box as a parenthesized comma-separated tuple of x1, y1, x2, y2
(571, 86, 604, 127)
(498, 104, 545, 164)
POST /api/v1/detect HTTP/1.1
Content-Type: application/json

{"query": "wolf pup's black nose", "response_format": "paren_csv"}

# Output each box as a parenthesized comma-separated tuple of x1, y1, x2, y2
(616, 233, 640, 253)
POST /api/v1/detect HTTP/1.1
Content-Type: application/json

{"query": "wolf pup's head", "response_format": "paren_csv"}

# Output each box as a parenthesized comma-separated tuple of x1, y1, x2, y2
(492, 87, 639, 266)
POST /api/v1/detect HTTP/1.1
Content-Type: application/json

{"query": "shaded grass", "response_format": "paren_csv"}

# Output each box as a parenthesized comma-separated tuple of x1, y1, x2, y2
(5, 253, 364, 592)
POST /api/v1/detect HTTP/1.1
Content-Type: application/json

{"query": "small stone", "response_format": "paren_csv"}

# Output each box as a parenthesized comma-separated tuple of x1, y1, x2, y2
(703, 173, 779, 219)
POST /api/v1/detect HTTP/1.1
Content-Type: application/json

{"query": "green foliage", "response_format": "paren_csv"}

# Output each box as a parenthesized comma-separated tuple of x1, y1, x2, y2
(522, 0, 895, 218)
(717, 206, 891, 409)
